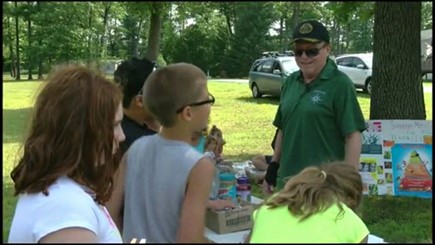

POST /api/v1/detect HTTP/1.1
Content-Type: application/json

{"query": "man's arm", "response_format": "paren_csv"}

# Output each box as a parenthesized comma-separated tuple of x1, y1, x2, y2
(177, 157, 215, 243)
(344, 131, 362, 169)
(262, 129, 282, 195)
(271, 129, 282, 163)
(106, 155, 127, 233)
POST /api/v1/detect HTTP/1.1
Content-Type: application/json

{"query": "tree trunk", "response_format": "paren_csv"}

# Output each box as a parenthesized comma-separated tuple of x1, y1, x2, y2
(36, 1, 43, 79)
(218, 3, 234, 36)
(224, 13, 233, 36)
(279, 16, 284, 52)
(332, 19, 339, 55)
(99, 3, 111, 59)
(336, 22, 342, 55)
(7, 16, 16, 77)
(145, 3, 163, 61)
(15, 1, 21, 80)
(370, 2, 425, 119)
(291, 2, 301, 30)
(87, 4, 93, 67)
(344, 22, 350, 53)
(132, 16, 144, 58)
(27, 16, 33, 80)
(283, 2, 300, 51)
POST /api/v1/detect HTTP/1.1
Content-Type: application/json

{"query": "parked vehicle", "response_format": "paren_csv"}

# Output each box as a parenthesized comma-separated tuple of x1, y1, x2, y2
(335, 53, 373, 94)
(248, 56, 299, 98)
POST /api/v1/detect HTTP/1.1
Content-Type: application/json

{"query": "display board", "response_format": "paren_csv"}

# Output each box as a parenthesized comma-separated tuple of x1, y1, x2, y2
(360, 120, 432, 198)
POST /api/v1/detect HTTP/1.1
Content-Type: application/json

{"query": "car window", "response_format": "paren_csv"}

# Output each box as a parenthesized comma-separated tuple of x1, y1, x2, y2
(353, 57, 365, 68)
(251, 60, 264, 72)
(272, 61, 282, 72)
(259, 60, 274, 73)
(336, 57, 353, 67)
(281, 59, 299, 74)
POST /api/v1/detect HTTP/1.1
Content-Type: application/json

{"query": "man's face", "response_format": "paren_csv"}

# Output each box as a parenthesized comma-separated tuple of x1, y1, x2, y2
(294, 41, 330, 78)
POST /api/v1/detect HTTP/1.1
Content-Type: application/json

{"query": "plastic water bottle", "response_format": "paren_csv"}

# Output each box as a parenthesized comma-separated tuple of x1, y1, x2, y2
(236, 176, 251, 203)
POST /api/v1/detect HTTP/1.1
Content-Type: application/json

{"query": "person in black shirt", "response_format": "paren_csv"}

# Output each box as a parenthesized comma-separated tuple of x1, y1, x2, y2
(114, 58, 160, 154)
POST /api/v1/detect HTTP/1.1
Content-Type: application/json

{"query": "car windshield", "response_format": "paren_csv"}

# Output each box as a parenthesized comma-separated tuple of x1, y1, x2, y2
(281, 59, 299, 74)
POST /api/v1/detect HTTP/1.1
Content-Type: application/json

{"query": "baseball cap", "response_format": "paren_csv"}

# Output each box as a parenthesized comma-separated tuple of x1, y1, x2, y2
(290, 20, 330, 44)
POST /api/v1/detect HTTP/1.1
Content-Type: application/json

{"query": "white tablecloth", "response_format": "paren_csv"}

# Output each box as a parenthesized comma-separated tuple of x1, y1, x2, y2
(204, 196, 386, 243)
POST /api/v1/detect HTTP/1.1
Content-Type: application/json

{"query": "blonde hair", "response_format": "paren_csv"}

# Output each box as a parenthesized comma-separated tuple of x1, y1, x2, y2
(142, 63, 207, 127)
(265, 161, 363, 222)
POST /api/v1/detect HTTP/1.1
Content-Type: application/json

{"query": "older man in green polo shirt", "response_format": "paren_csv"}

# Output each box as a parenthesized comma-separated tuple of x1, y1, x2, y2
(263, 20, 366, 193)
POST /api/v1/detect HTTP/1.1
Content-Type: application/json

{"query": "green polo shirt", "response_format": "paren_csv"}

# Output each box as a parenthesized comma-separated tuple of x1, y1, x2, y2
(273, 58, 365, 190)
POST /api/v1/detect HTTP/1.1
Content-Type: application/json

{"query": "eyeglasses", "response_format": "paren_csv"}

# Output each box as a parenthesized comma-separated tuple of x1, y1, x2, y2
(176, 93, 215, 113)
(137, 61, 159, 96)
(294, 45, 326, 58)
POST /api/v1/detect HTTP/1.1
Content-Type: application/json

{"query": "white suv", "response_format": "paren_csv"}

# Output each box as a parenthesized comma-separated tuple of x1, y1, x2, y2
(336, 53, 373, 94)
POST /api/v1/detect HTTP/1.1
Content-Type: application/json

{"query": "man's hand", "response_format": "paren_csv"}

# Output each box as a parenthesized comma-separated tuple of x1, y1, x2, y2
(262, 161, 279, 196)
(262, 179, 274, 196)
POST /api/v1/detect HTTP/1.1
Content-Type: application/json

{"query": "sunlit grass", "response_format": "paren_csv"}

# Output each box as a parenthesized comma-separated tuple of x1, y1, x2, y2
(2, 78, 432, 242)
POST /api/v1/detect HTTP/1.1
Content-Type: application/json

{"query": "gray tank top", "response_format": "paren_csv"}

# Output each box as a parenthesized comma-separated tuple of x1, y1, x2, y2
(122, 134, 202, 243)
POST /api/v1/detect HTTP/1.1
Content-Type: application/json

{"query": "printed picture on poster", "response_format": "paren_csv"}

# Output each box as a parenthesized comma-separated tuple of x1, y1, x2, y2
(362, 121, 383, 155)
(359, 155, 386, 195)
(391, 144, 432, 198)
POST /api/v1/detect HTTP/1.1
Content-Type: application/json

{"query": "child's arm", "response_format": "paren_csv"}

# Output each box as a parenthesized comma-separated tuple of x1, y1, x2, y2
(106, 155, 127, 233)
(177, 157, 215, 243)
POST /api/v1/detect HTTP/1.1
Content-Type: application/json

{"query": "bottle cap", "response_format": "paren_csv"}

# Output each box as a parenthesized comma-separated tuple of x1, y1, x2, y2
(219, 172, 236, 181)
(237, 176, 249, 184)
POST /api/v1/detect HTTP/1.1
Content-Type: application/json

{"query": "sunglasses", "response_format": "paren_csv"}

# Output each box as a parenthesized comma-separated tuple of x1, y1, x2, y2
(294, 45, 326, 58)
(176, 93, 215, 113)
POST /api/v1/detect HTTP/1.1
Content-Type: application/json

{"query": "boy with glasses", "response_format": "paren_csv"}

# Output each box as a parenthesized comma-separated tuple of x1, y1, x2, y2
(263, 20, 366, 194)
(117, 63, 216, 243)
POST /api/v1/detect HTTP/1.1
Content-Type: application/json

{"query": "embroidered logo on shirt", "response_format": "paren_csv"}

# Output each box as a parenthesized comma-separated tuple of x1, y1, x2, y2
(310, 94, 322, 104)
(310, 90, 326, 104)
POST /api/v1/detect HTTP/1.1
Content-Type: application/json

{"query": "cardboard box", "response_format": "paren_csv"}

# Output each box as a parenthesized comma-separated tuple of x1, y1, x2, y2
(205, 200, 257, 234)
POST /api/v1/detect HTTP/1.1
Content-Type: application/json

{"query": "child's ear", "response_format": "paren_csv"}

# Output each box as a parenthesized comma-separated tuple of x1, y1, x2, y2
(134, 95, 144, 108)
(179, 106, 193, 121)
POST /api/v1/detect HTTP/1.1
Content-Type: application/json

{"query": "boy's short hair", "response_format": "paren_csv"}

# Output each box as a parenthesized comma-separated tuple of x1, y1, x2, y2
(114, 57, 156, 108)
(143, 63, 207, 127)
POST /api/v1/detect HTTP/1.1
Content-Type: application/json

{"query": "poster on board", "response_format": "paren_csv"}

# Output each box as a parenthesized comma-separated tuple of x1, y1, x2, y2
(360, 120, 432, 198)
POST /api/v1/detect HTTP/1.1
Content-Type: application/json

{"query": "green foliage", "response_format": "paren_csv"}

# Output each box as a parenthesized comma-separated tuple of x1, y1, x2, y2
(1, 2, 432, 78)
(422, 2, 433, 30)
(224, 2, 276, 77)
(162, 7, 229, 76)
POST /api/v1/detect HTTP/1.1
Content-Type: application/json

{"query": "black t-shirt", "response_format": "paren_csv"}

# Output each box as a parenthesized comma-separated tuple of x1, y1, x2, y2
(120, 114, 157, 154)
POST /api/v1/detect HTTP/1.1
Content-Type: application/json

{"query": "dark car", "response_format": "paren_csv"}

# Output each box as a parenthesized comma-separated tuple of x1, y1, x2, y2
(248, 56, 299, 98)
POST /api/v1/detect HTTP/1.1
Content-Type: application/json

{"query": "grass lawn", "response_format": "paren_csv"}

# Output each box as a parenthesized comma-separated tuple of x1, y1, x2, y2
(2, 77, 433, 242)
